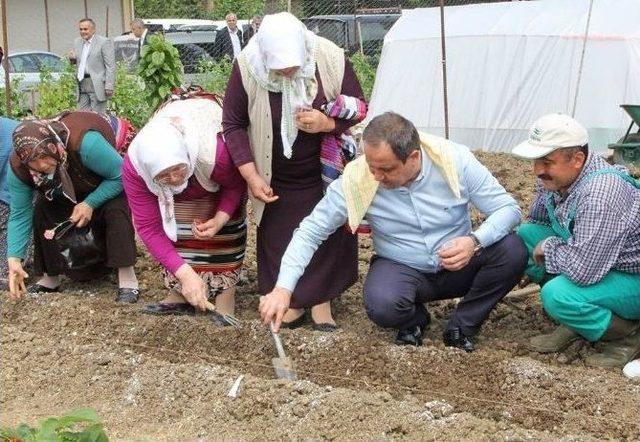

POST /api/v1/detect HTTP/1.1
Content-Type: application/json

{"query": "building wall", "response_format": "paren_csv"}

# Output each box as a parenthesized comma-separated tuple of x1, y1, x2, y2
(0, 0, 132, 56)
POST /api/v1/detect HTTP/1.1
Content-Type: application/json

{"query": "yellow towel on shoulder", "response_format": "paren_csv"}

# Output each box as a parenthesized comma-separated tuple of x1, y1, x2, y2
(342, 131, 460, 233)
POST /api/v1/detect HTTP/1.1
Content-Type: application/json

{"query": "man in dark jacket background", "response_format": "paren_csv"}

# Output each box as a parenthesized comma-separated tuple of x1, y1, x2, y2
(213, 12, 244, 60)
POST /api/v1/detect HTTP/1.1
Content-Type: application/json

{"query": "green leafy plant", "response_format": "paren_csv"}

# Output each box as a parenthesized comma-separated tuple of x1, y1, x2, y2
(35, 62, 77, 118)
(0, 76, 29, 118)
(109, 62, 152, 129)
(349, 52, 376, 102)
(0, 408, 108, 442)
(195, 55, 233, 96)
(137, 34, 183, 111)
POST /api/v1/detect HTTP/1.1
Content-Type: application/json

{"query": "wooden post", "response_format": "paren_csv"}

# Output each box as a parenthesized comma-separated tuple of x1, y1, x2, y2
(439, 0, 450, 139)
(1, 0, 11, 117)
(44, 0, 51, 52)
(356, 19, 364, 56)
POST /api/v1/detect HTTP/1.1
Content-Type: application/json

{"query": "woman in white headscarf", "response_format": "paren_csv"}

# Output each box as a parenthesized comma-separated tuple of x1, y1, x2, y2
(123, 91, 247, 322)
(223, 12, 367, 331)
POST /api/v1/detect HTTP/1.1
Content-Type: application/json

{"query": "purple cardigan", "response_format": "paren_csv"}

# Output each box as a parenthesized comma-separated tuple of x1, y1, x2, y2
(122, 134, 246, 274)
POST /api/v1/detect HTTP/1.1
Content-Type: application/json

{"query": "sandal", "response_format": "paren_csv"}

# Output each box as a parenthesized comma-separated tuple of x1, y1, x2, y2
(141, 302, 196, 316)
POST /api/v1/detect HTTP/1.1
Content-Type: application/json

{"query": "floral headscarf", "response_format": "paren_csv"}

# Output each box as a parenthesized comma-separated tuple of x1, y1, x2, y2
(12, 119, 77, 203)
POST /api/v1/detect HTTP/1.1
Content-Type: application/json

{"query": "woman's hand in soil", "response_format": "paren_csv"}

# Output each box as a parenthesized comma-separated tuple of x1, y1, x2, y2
(259, 286, 293, 332)
(295, 109, 335, 133)
(437, 236, 476, 271)
(247, 174, 279, 204)
(69, 202, 93, 228)
(175, 264, 208, 311)
(192, 211, 230, 240)
(8, 258, 28, 301)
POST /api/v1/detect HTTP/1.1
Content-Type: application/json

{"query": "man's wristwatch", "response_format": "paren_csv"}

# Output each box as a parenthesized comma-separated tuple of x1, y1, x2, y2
(469, 233, 482, 255)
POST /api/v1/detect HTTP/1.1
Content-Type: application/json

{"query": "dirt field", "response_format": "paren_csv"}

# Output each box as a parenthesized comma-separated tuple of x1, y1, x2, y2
(2, 153, 639, 441)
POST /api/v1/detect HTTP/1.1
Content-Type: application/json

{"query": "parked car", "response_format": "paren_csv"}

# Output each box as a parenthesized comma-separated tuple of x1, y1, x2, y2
(164, 31, 217, 74)
(143, 18, 219, 33)
(0, 51, 64, 90)
(302, 13, 400, 56)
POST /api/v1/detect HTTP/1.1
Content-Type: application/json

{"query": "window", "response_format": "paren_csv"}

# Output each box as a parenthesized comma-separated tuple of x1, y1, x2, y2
(8, 54, 39, 73)
(33, 53, 64, 71)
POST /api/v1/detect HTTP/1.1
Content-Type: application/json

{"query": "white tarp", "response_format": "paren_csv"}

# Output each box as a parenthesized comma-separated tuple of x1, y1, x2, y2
(367, 0, 640, 152)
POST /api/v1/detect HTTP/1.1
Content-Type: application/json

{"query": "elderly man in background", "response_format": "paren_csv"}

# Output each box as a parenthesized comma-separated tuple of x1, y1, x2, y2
(213, 12, 245, 60)
(259, 112, 526, 351)
(131, 18, 149, 56)
(514, 114, 640, 368)
(71, 18, 115, 113)
(244, 15, 262, 41)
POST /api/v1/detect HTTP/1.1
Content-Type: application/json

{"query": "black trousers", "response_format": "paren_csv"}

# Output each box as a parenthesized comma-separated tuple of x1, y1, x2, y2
(363, 233, 527, 336)
(33, 193, 136, 281)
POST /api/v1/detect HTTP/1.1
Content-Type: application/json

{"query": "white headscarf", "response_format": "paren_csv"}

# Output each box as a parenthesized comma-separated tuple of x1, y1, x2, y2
(128, 99, 221, 241)
(242, 12, 319, 159)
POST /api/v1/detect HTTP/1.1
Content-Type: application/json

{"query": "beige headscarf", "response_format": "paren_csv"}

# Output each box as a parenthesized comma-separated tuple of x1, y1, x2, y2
(242, 12, 319, 159)
(342, 131, 461, 233)
(128, 99, 221, 241)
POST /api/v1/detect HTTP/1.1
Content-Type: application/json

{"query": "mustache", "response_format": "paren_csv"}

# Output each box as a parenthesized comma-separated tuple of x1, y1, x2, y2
(537, 174, 552, 181)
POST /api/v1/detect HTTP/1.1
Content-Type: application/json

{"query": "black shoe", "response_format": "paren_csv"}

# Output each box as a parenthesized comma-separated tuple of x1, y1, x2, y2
(312, 322, 339, 332)
(27, 284, 61, 294)
(395, 325, 424, 346)
(141, 302, 196, 316)
(116, 288, 140, 303)
(443, 327, 475, 352)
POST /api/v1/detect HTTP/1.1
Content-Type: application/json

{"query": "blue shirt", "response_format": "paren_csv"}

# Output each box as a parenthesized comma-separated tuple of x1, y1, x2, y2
(276, 142, 522, 291)
(0, 117, 19, 204)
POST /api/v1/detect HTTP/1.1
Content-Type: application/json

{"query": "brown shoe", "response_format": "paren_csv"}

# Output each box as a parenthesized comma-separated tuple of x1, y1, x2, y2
(600, 315, 639, 341)
(529, 325, 580, 353)
(586, 330, 640, 368)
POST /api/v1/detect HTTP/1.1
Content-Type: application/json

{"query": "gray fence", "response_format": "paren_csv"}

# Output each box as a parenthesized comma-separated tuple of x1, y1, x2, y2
(141, 0, 530, 73)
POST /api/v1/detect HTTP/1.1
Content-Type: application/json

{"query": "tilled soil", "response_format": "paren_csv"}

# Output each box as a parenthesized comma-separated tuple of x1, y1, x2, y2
(2, 153, 639, 441)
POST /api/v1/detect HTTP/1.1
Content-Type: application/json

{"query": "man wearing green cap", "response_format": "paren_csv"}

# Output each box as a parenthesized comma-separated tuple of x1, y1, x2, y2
(512, 113, 640, 368)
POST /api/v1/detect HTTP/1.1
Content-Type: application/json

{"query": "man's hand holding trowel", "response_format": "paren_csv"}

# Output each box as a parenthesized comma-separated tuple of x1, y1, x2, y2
(259, 286, 293, 332)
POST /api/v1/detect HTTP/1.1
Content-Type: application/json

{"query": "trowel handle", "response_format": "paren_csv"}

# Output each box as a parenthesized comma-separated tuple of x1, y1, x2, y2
(270, 322, 287, 358)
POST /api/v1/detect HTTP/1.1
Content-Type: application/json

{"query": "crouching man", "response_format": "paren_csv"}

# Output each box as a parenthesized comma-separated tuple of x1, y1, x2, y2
(259, 112, 526, 351)
(513, 114, 640, 367)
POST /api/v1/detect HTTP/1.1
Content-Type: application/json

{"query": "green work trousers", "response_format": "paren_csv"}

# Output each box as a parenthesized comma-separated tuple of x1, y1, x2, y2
(517, 222, 640, 341)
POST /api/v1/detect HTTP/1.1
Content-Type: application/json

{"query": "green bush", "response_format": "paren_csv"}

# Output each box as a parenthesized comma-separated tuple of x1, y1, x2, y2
(35, 62, 77, 118)
(0, 408, 108, 442)
(195, 56, 233, 96)
(349, 52, 377, 102)
(137, 34, 183, 111)
(110, 63, 152, 128)
(0, 76, 29, 118)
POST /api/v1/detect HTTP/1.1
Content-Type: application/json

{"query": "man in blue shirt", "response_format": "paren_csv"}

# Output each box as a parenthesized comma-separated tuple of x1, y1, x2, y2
(0, 117, 20, 289)
(259, 112, 527, 351)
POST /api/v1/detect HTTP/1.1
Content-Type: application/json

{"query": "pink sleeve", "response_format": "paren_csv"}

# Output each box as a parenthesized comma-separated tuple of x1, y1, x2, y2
(211, 133, 247, 217)
(122, 156, 186, 274)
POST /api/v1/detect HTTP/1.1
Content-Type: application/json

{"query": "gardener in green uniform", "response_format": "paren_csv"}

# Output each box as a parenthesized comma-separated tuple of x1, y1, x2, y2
(6, 111, 140, 303)
(513, 114, 640, 368)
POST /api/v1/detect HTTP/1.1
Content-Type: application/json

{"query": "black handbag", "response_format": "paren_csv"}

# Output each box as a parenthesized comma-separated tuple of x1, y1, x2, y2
(53, 222, 106, 270)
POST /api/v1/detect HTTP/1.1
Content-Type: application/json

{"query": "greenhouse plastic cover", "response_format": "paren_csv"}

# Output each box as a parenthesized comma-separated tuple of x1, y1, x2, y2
(367, 0, 640, 152)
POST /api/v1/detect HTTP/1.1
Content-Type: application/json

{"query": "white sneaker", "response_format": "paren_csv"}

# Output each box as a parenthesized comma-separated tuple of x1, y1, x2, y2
(623, 359, 640, 379)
